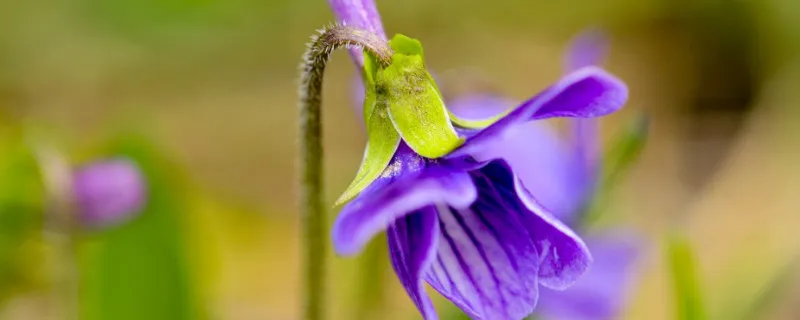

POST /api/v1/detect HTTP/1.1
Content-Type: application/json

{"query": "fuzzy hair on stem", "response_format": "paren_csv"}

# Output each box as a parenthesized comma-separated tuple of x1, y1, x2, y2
(297, 23, 392, 320)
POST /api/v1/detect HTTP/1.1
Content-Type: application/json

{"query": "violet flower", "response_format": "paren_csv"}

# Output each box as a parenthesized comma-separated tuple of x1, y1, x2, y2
(72, 158, 146, 228)
(328, 2, 628, 320)
(447, 30, 641, 320)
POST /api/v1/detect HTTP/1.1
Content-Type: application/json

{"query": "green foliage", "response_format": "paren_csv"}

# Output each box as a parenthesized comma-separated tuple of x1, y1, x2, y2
(666, 233, 707, 320)
(78, 134, 204, 320)
(0, 128, 46, 305)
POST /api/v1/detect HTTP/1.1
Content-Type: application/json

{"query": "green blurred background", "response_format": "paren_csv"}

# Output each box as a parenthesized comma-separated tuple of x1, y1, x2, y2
(1, 0, 800, 319)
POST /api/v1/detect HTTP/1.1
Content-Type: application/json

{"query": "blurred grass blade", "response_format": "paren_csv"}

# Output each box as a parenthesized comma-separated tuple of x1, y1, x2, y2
(353, 234, 388, 320)
(736, 256, 798, 320)
(666, 233, 706, 320)
(581, 114, 648, 225)
(78, 135, 204, 320)
(601, 113, 648, 191)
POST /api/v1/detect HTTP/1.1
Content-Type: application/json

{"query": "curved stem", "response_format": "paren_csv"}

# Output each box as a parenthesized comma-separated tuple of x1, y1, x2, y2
(298, 24, 392, 320)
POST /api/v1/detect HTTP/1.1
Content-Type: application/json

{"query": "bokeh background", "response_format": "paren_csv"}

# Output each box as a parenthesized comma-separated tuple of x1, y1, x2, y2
(1, 0, 800, 319)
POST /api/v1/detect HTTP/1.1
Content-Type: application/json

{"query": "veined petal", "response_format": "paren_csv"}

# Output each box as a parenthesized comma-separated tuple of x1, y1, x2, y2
(423, 159, 590, 320)
(332, 145, 476, 255)
(387, 207, 440, 320)
(476, 160, 592, 289)
(538, 233, 640, 320)
(447, 67, 627, 159)
(428, 203, 540, 320)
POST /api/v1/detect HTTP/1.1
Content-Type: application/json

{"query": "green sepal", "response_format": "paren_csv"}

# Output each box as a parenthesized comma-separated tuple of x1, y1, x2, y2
(335, 54, 401, 206)
(387, 34, 424, 56)
(448, 109, 508, 129)
(379, 34, 463, 159)
(426, 69, 506, 129)
(334, 107, 400, 206)
(361, 51, 380, 120)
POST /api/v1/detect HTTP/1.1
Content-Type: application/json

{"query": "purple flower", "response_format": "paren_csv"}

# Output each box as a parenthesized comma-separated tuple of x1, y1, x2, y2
(328, 2, 628, 319)
(72, 158, 146, 228)
(446, 93, 639, 320)
(447, 30, 641, 320)
(333, 71, 626, 320)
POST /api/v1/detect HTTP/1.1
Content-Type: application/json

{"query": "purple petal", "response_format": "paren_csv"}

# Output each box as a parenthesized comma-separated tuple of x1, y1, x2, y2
(332, 145, 476, 255)
(564, 28, 609, 73)
(448, 95, 589, 221)
(428, 204, 540, 319)
(423, 159, 590, 319)
(327, 0, 387, 67)
(538, 233, 641, 320)
(447, 67, 627, 159)
(447, 95, 512, 119)
(72, 158, 146, 228)
(570, 118, 601, 206)
(388, 208, 441, 320)
(564, 28, 610, 202)
(476, 160, 592, 290)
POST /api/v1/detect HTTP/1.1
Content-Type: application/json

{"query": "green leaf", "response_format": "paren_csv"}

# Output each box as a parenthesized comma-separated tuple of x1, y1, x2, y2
(79, 134, 204, 320)
(666, 233, 707, 320)
(379, 35, 463, 159)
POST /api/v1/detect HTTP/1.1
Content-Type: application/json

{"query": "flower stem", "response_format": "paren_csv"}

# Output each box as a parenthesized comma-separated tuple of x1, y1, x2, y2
(33, 145, 79, 320)
(298, 24, 391, 320)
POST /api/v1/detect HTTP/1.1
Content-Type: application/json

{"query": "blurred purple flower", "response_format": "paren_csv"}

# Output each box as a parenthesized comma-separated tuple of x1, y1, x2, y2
(72, 158, 146, 228)
(536, 233, 639, 320)
(447, 29, 641, 320)
(328, 2, 630, 319)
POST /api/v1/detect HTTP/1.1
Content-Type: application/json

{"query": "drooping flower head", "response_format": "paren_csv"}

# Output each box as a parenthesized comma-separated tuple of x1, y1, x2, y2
(72, 158, 146, 228)
(448, 29, 643, 320)
(327, 2, 628, 319)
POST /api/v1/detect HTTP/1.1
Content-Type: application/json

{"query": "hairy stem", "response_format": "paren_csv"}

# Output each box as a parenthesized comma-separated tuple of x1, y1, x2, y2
(298, 24, 392, 320)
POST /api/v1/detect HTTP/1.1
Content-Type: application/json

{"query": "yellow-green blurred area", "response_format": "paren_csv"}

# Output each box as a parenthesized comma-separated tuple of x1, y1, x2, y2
(1, 0, 800, 319)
